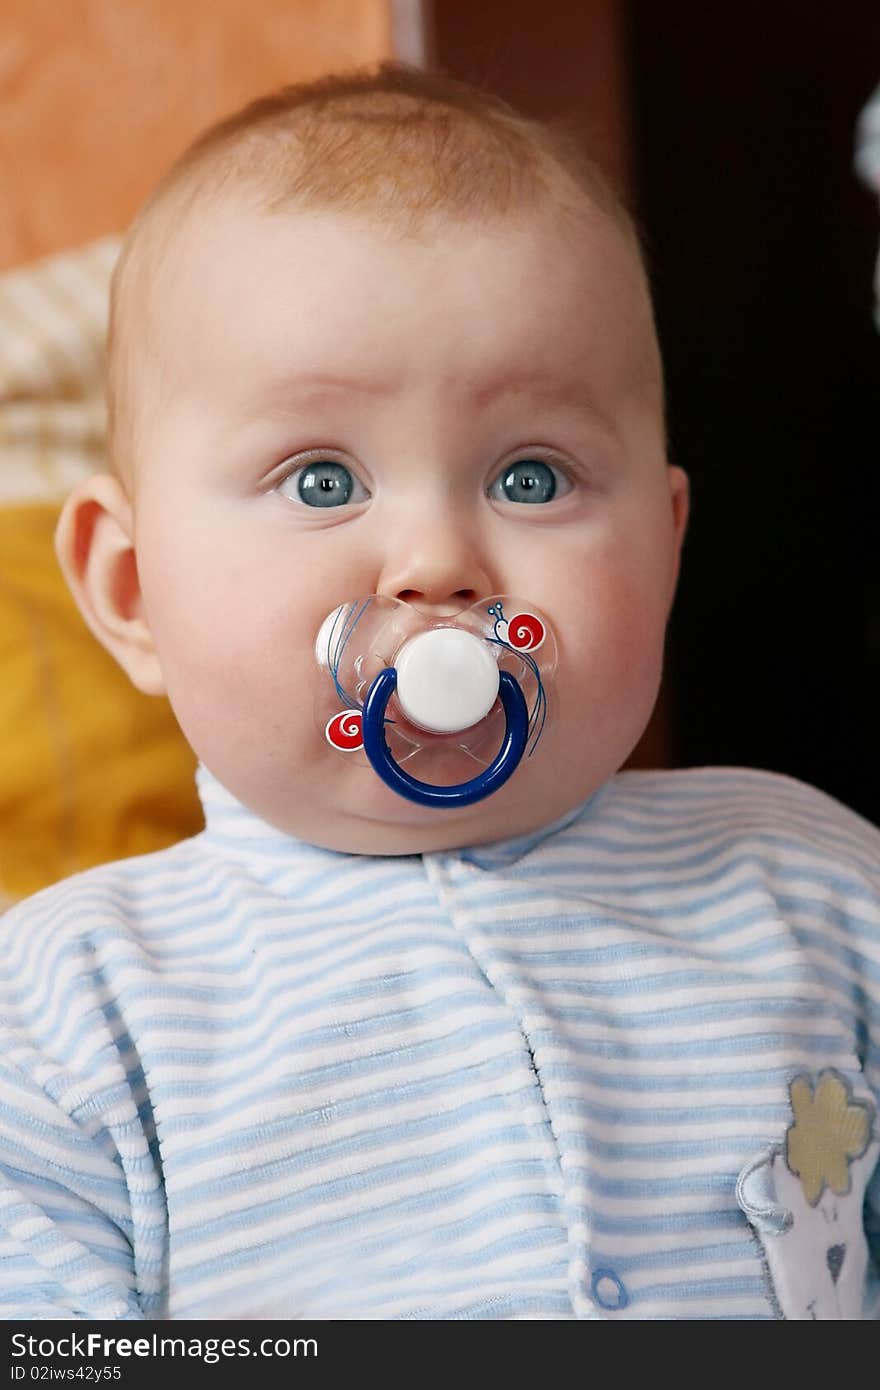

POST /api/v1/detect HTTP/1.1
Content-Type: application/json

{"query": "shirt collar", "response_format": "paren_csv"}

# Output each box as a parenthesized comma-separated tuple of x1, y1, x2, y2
(452, 793, 602, 869)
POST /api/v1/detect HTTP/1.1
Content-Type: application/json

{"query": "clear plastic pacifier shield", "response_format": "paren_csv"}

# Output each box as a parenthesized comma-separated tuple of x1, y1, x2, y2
(315, 595, 557, 808)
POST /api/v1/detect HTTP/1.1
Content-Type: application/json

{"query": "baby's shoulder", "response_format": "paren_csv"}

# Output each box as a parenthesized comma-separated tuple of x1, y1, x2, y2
(0, 835, 208, 945)
(604, 764, 880, 879)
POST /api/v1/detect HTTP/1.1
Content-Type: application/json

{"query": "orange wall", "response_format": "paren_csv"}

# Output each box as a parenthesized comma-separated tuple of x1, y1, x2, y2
(0, 0, 394, 270)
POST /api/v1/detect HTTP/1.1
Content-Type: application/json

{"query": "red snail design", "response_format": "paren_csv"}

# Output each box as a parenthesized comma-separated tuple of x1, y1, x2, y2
(489, 603, 545, 653)
(325, 709, 364, 752)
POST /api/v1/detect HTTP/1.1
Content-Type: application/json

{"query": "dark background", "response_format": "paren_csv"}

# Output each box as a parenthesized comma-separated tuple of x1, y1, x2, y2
(434, 0, 880, 827)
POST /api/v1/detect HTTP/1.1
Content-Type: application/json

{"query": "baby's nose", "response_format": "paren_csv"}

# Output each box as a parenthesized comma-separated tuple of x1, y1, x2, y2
(378, 513, 493, 618)
(395, 585, 479, 619)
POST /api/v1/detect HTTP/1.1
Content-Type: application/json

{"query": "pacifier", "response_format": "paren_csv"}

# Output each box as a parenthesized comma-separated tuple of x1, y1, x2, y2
(315, 596, 557, 808)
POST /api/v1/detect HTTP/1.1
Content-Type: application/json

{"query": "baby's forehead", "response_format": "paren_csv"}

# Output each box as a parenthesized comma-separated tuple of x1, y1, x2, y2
(114, 183, 662, 459)
(140, 182, 650, 342)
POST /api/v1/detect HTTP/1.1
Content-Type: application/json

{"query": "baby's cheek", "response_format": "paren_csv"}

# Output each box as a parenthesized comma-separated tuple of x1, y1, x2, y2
(142, 576, 315, 767)
(557, 565, 670, 744)
(571, 552, 667, 663)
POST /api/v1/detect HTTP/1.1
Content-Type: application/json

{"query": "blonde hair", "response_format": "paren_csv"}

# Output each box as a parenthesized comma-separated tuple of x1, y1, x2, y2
(108, 62, 648, 476)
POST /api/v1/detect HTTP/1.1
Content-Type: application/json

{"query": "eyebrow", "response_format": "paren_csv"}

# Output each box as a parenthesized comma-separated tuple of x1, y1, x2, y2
(471, 371, 597, 409)
(263, 370, 602, 411)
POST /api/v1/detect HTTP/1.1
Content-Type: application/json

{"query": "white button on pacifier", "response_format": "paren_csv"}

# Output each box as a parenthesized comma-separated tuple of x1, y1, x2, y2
(395, 628, 499, 734)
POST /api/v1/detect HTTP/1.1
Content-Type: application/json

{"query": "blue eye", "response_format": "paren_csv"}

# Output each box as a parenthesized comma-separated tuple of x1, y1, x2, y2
(491, 458, 563, 504)
(277, 459, 369, 508)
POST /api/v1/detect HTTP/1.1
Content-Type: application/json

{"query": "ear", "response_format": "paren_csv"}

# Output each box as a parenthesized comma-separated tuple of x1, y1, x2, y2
(54, 473, 166, 696)
(666, 464, 690, 600)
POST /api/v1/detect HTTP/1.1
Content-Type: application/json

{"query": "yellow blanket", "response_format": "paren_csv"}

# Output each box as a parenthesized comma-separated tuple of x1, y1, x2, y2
(0, 241, 202, 903)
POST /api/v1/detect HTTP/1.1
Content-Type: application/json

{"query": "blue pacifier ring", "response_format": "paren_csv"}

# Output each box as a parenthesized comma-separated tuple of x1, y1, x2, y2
(361, 668, 529, 808)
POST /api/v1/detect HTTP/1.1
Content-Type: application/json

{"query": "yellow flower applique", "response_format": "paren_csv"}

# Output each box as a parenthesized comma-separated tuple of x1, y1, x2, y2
(785, 1069, 874, 1206)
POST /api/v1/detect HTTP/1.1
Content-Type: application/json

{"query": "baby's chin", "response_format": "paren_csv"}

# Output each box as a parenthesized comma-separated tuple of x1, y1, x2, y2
(307, 772, 511, 856)
(220, 718, 608, 855)
(283, 752, 584, 857)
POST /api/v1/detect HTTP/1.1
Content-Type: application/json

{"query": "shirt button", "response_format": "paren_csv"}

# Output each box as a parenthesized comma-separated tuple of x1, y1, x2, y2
(591, 1268, 629, 1311)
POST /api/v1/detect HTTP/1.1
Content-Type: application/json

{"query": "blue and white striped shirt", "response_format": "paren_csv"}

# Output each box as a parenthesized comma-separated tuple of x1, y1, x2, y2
(1, 764, 878, 1320)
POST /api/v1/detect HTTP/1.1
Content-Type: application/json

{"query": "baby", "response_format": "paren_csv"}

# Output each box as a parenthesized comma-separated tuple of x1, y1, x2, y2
(1, 63, 879, 1321)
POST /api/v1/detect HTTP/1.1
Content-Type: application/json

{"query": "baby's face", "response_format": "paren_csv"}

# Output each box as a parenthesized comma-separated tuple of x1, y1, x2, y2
(127, 198, 688, 853)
